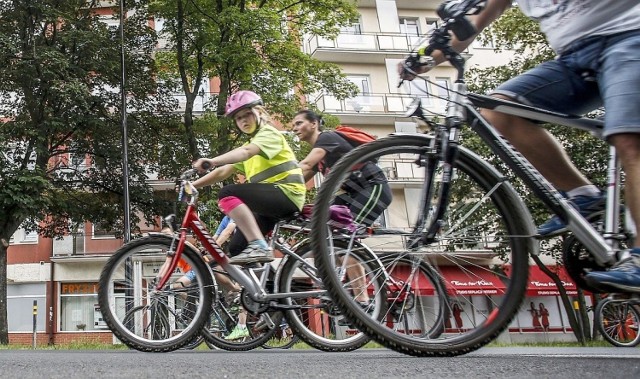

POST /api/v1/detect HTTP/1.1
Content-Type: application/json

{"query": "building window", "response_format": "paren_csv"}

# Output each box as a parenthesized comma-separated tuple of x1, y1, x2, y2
(59, 282, 107, 331)
(399, 18, 419, 36)
(67, 151, 87, 172)
(93, 221, 116, 239)
(407, 79, 432, 106)
(473, 36, 495, 49)
(341, 17, 362, 34)
(426, 18, 440, 34)
(8, 283, 46, 332)
(346, 75, 372, 112)
(9, 221, 39, 244)
(434, 77, 451, 110)
(346, 75, 371, 95)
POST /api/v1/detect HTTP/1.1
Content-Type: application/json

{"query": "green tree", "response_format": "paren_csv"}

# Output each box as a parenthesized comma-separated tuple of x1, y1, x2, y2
(0, 0, 179, 344)
(149, 0, 359, 161)
(466, 7, 608, 342)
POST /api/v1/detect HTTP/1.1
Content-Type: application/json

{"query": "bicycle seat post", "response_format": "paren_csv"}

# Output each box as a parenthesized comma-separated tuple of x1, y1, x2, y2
(603, 145, 623, 249)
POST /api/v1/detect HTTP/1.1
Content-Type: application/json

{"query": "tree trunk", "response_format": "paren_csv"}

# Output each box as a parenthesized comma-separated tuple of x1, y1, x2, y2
(183, 98, 200, 160)
(0, 238, 8, 344)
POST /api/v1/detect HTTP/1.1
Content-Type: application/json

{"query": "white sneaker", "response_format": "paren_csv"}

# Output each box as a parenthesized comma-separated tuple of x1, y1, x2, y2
(229, 245, 274, 265)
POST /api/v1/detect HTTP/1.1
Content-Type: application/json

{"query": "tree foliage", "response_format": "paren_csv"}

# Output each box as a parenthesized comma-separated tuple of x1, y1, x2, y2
(0, 0, 179, 343)
(149, 0, 359, 161)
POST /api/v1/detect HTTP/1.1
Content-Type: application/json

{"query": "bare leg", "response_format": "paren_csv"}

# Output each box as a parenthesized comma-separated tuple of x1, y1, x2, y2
(481, 100, 591, 191)
(228, 204, 264, 242)
(610, 133, 640, 247)
(214, 271, 241, 293)
(344, 257, 370, 303)
(172, 276, 192, 301)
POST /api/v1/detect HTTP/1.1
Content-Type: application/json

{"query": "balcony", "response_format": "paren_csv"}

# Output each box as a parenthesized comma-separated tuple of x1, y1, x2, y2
(171, 93, 215, 115)
(313, 92, 446, 125)
(52, 233, 85, 256)
(357, 0, 442, 10)
(305, 32, 425, 63)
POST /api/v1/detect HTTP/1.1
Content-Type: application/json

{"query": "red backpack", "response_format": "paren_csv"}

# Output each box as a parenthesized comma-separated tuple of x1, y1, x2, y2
(334, 125, 376, 146)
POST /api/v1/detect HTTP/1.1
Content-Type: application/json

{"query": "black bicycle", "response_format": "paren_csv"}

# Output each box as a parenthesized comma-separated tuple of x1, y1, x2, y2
(309, 0, 633, 357)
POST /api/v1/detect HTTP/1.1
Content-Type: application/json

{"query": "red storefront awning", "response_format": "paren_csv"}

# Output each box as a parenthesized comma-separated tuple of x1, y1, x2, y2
(526, 265, 578, 296)
(386, 264, 436, 296)
(439, 265, 506, 296)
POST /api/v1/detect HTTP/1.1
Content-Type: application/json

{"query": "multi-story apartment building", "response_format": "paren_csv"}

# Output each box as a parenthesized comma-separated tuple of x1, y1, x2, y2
(6, 1, 587, 345)
(301, 1, 588, 343)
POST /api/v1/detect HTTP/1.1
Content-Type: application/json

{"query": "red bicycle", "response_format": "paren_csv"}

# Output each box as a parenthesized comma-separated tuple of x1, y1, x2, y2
(97, 168, 390, 352)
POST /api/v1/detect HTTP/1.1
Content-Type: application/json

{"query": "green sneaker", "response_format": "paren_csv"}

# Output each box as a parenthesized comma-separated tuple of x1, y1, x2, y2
(224, 325, 249, 340)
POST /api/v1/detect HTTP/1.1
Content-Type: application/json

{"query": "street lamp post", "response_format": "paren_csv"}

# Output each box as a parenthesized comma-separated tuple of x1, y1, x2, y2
(119, 0, 131, 244)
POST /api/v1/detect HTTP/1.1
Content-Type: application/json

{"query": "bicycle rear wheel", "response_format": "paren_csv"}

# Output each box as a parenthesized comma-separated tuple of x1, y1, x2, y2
(277, 240, 385, 352)
(261, 321, 300, 349)
(378, 254, 449, 339)
(201, 276, 281, 351)
(595, 298, 640, 347)
(98, 234, 213, 352)
(310, 134, 532, 356)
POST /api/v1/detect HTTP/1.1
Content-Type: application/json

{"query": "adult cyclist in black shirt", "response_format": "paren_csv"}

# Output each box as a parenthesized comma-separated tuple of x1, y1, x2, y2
(293, 109, 392, 227)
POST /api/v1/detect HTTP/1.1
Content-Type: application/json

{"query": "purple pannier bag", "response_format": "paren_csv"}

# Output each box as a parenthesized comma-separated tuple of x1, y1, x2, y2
(300, 204, 356, 233)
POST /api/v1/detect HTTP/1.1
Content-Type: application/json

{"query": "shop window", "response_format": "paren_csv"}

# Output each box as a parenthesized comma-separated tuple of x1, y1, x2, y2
(59, 282, 107, 331)
(8, 283, 46, 332)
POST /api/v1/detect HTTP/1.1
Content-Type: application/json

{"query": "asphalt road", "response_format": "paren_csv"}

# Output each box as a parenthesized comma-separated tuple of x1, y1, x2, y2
(1, 347, 639, 379)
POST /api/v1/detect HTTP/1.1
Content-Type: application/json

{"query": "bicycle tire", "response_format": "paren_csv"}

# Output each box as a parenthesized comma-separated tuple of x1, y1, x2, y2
(310, 134, 532, 357)
(98, 234, 213, 352)
(181, 334, 205, 350)
(595, 298, 640, 347)
(378, 254, 449, 339)
(200, 275, 282, 351)
(276, 240, 385, 352)
(261, 323, 301, 349)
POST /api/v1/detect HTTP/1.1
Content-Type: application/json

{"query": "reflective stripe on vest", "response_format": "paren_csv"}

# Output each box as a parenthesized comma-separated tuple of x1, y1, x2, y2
(248, 160, 299, 183)
(271, 174, 305, 185)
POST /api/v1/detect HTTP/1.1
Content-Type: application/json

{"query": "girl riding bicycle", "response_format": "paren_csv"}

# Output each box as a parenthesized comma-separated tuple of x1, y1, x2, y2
(192, 90, 306, 265)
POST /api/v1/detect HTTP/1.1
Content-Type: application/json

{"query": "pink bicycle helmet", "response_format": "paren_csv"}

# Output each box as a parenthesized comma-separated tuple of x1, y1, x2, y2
(225, 90, 263, 117)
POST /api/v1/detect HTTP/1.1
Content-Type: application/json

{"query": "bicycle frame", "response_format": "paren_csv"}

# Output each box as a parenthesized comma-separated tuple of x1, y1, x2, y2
(271, 220, 389, 294)
(155, 184, 328, 307)
(421, 79, 622, 267)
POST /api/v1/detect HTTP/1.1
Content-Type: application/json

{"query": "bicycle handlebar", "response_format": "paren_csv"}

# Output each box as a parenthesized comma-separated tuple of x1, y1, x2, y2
(400, 0, 486, 82)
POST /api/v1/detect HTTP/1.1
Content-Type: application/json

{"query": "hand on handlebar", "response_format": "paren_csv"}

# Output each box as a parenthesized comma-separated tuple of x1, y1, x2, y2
(192, 158, 215, 173)
(398, 51, 435, 83)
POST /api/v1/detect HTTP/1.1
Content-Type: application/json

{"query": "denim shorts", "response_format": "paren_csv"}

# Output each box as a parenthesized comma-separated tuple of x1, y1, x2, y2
(492, 29, 640, 139)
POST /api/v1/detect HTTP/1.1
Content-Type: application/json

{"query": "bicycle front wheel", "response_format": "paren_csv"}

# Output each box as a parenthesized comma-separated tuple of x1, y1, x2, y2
(98, 235, 213, 352)
(595, 298, 640, 347)
(310, 134, 532, 356)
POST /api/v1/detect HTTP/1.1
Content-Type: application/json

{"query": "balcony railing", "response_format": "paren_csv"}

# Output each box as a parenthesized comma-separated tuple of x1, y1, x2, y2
(305, 32, 424, 55)
(306, 33, 422, 55)
(313, 92, 446, 116)
(171, 93, 215, 114)
(52, 233, 85, 256)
